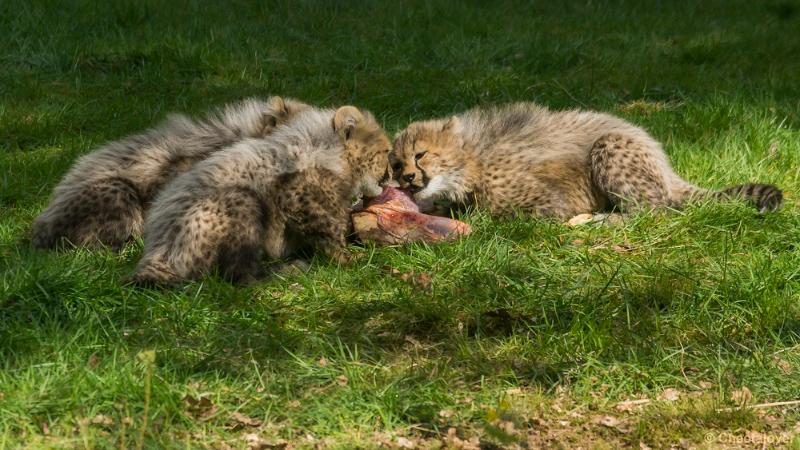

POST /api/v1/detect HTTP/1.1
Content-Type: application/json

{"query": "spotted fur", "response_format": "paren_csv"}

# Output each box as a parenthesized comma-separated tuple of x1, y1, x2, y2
(31, 96, 310, 250)
(391, 102, 782, 218)
(129, 106, 390, 285)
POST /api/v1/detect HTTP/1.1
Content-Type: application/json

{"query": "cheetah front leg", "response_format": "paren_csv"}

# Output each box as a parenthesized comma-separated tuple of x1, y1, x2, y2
(289, 195, 354, 265)
(304, 210, 354, 265)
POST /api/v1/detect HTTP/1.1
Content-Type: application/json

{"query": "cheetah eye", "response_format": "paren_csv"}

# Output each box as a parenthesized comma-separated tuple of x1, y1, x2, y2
(415, 151, 427, 161)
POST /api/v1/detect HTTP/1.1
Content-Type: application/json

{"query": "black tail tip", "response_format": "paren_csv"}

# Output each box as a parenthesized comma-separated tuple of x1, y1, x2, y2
(726, 183, 784, 213)
(753, 184, 783, 213)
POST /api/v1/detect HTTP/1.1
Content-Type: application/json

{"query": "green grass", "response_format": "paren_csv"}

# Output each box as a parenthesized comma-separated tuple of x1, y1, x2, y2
(2, 0, 800, 448)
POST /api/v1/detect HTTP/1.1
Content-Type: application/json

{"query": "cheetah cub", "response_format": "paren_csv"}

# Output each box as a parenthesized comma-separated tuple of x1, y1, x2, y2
(391, 102, 782, 218)
(32, 96, 310, 250)
(129, 105, 390, 285)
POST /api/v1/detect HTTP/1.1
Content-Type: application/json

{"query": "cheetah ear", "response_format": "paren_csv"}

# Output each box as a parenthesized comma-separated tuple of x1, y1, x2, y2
(267, 96, 288, 114)
(333, 106, 365, 141)
(261, 96, 289, 134)
(441, 116, 462, 135)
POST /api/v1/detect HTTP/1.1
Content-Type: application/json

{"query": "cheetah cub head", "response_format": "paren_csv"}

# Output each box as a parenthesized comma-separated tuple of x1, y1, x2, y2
(333, 106, 391, 199)
(391, 117, 471, 202)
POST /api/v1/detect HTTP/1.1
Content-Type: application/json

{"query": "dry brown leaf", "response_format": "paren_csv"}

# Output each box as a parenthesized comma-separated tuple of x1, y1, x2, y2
(317, 357, 329, 367)
(596, 212, 624, 226)
(404, 335, 421, 347)
(399, 272, 432, 291)
(496, 420, 517, 434)
(414, 272, 433, 291)
(444, 427, 481, 450)
(243, 433, 288, 450)
(383, 265, 401, 275)
(768, 141, 779, 158)
(184, 395, 218, 420)
(228, 411, 262, 429)
(388, 266, 434, 292)
(593, 415, 622, 428)
(772, 355, 792, 374)
(566, 410, 584, 419)
(335, 375, 349, 386)
(438, 409, 455, 419)
(91, 414, 114, 426)
(371, 431, 393, 447)
(571, 239, 585, 246)
(611, 244, 633, 254)
(396, 437, 416, 449)
(615, 399, 651, 412)
(657, 388, 681, 402)
(731, 386, 753, 405)
(87, 353, 99, 368)
(697, 381, 714, 390)
(287, 400, 301, 409)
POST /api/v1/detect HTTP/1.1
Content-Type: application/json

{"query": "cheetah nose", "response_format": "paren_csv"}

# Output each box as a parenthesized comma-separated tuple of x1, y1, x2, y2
(402, 173, 415, 183)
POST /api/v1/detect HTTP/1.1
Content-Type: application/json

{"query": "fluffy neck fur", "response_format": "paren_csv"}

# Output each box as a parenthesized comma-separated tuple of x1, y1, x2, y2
(270, 108, 382, 200)
(270, 108, 350, 176)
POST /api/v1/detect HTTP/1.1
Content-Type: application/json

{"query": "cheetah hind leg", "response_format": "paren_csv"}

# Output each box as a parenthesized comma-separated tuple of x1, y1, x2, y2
(124, 258, 179, 287)
(32, 177, 144, 250)
(128, 190, 267, 286)
(267, 259, 311, 276)
(215, 191, 269, 284)
(589, 133, 672, 213)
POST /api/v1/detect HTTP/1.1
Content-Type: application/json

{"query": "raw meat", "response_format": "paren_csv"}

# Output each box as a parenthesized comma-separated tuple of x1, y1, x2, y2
(352, 187, 471, 244)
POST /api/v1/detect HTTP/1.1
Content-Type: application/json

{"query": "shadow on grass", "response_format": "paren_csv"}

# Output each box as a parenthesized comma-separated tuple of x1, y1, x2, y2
(5, 206, 798, 389)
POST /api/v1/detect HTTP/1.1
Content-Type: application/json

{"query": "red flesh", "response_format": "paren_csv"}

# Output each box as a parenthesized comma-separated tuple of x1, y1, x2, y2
(353, 187, 471, 244)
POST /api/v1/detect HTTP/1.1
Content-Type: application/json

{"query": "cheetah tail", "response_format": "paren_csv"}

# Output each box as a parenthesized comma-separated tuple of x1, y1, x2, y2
(713, 183, 783, 213)
(671, 180, 783, 213)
